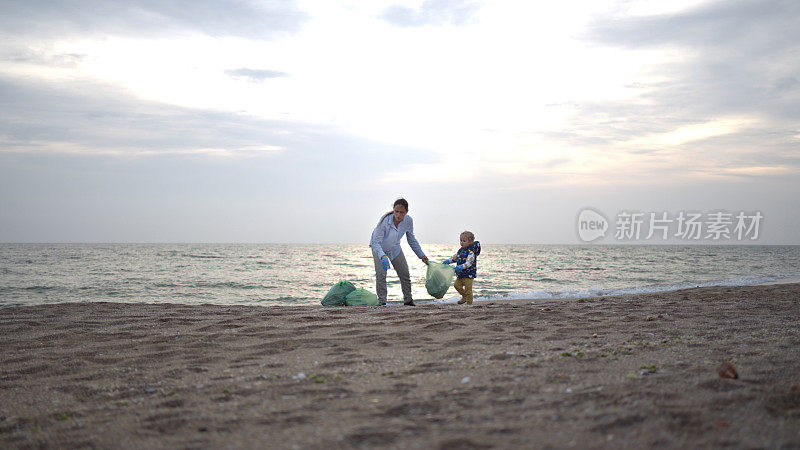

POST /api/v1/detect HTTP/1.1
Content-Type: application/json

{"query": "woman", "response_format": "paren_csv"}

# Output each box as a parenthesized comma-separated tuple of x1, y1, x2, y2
(369, 198, 429, 306)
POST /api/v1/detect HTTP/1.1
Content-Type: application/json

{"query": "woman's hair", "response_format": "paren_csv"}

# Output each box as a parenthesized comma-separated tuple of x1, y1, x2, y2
(460, 230, 475, 242)
(378, 198, 409, 224)
(393, 198, 409, 211)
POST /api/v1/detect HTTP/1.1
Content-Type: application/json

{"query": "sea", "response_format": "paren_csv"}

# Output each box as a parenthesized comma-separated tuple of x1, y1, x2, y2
(1, 244, 799, 308)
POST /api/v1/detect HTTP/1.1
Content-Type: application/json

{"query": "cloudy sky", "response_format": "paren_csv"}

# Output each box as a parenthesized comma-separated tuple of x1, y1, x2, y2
(1, 0, 798, 244)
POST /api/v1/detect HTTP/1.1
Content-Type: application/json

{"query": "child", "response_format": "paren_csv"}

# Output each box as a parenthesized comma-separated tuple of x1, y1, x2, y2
(443, 231, 481, 305)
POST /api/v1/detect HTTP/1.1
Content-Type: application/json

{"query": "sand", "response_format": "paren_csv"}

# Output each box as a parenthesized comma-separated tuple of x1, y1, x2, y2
(1, 283, 799, 449)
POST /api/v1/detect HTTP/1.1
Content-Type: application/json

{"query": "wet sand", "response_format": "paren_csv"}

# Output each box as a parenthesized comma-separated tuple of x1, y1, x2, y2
(1, 283, 799, 449)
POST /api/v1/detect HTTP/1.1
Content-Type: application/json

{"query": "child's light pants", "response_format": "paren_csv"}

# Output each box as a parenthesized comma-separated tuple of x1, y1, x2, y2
(454, 277, 474, 304)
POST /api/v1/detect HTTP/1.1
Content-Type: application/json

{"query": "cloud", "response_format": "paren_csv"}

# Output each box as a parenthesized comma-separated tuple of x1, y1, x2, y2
(771, 76, 799, 95)
(0, 74, 429, 174)
(590, 0, 799, 49)
(381, 0, 481, 27)
(225, 68, 289, 83)
(3, 49, 88, 68)
(542, 157, 571, 168)
(0, 75, 308, 157)
(0, 73, 437, 243)
(522, 0, 800, 182)
(586, 0, 800, 120)
(627, 118, 753, 148)
(0, 0, 308, 39)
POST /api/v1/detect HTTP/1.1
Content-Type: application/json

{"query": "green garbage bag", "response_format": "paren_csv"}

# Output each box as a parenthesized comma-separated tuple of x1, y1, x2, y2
(321, 280, 356, 306)
(426, 262, 455, 299)
(345, 288, 379, 306)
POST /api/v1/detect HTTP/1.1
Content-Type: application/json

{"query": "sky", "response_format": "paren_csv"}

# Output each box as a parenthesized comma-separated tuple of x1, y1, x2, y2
(0, 0, 798, 244)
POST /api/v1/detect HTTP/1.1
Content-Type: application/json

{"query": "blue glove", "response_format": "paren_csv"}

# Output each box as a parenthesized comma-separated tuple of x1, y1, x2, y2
(442, 259, 451, 264)
(455, 264, 464, 273)
(381, 256, 391, 271)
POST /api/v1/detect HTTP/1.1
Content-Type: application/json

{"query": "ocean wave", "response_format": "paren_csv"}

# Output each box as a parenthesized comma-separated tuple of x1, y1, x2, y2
(432, 274, 799, 304)
(0, 285, 59, 295)
(156, 251, 226, 259)
(184, 254, 225, 259)
(23, 285, 58, 291)
(4, 244, 799, 308)
(152, 281, 277, 290)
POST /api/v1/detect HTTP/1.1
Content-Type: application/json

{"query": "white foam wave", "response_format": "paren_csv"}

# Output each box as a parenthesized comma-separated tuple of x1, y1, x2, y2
(430, 274, 800, 304)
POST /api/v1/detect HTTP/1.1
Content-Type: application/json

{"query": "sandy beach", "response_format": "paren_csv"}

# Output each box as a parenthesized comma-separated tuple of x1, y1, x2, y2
(1, 283, 799, 449)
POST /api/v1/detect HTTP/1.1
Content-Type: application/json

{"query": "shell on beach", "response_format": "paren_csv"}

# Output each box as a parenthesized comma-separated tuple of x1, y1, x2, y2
(717, 362, 739, 379)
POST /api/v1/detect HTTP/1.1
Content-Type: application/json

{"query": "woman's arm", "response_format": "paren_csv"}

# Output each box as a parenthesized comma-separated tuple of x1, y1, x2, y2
(369, 216, 388, 257)
(404, 217, 426, 260)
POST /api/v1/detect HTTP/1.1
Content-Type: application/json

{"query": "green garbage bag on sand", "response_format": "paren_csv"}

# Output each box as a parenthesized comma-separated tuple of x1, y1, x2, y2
(321, 281, 356, 306)
(426, 262, 455, 299)
(345, 288, 379, 306)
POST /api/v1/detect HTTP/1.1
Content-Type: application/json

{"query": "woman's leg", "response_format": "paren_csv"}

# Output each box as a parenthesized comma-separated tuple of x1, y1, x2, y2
(391, 252, 413, 305)
(372, 249, 388, 305)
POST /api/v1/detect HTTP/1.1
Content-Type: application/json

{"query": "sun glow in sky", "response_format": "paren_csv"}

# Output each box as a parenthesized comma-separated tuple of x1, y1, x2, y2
(1, 0, 798, 243)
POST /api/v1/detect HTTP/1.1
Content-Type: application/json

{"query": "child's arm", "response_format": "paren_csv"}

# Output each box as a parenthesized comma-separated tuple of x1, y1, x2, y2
(455, 250, 476, 273)
(462, 250, 476, 268)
